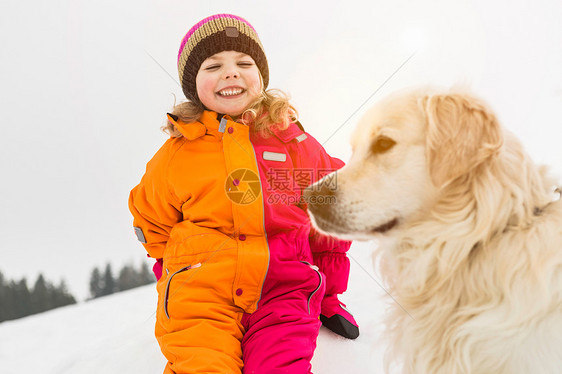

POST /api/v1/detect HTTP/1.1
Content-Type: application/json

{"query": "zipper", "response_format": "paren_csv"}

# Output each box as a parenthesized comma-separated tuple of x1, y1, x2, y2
(301, 261, 323, 315)
(248, 139, 270, 312)
(163, 263, 201, 319)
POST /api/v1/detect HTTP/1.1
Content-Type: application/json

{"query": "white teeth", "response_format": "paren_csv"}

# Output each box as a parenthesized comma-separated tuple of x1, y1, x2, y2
(218, 88, 244, 96)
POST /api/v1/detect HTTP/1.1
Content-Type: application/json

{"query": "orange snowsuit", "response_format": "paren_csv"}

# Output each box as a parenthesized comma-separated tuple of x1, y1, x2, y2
(129, 111, 351, 373)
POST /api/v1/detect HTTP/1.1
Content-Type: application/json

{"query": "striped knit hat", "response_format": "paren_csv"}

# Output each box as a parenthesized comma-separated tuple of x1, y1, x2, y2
(177, 14, 269, 105)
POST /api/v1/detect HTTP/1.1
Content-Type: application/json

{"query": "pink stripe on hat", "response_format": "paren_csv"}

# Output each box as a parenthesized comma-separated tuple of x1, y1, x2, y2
(177, 14, 256, 62)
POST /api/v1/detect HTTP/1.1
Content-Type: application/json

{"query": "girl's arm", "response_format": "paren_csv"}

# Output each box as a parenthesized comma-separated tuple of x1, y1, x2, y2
(294, 131, 353, 296)
(308, 151, 352, 296)
(128, 139, 184, 271)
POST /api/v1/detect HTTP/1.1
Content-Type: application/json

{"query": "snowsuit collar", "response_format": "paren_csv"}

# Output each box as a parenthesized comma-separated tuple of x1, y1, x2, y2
(165, 110, 305, 142)
(166, 111, 231, 141)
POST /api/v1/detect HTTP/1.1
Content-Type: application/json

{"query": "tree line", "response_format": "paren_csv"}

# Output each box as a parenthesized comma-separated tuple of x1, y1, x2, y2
(0, 261, 155, 323)
(88, 262, 154, 299)
(0, 272, 76, 323)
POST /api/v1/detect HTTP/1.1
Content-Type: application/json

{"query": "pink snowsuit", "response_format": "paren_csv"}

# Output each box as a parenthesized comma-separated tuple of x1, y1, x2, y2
(241, 120, 352, 373)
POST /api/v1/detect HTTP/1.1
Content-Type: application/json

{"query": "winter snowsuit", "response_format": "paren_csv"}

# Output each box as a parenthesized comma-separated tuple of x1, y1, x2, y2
(129, 110, 351, 374)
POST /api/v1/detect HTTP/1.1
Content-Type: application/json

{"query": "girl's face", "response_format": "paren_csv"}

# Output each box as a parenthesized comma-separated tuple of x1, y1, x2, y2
(196, 51, 262, 117)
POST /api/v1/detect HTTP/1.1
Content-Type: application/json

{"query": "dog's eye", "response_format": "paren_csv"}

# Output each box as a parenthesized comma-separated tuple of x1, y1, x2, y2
(371, 136, 396, 154)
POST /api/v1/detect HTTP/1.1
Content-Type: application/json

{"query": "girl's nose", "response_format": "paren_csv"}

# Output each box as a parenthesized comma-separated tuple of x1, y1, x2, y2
(223, 68, 240, 80)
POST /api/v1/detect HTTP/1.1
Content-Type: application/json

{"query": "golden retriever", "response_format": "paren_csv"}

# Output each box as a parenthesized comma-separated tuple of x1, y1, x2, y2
(304, 88, 562, 373)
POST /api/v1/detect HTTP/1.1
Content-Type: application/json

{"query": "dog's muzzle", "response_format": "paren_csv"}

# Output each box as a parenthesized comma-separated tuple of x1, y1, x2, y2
(302, 182, 337, 221)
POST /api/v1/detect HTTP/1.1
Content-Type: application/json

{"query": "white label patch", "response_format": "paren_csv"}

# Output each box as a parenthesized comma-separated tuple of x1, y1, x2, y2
(296, 134, 308, 142)
(263, 151, 287, 162)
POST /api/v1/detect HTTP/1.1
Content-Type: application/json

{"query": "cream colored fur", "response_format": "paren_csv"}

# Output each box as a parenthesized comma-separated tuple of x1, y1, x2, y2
(307, 88, 562, 373)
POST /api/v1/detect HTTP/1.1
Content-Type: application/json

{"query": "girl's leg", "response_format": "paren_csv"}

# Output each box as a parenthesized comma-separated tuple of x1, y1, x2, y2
(241, 261, 326, 374)
(155, 258, 245, 374)
(310, 233, 359, 339)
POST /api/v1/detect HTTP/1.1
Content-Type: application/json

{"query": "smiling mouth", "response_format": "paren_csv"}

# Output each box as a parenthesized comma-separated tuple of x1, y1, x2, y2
(371, 218, 399, 233)
(217, 88, 246, 97)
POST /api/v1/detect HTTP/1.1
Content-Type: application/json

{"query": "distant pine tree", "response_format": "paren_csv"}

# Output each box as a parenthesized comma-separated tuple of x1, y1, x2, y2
(101, 263, 116, 296)
(31, 274, 51, 314)
(14, 278, 32, 318)
(0, 271, 9, 321)
(52, 280, 76, 308)
(89, 267, 103, 299)
(139, 262, 155, 285)
(3, 280, 19, 321)
(117, 264, 137, 292)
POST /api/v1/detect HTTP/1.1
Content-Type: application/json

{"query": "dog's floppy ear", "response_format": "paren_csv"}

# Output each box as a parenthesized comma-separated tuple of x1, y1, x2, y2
(422, 93, 503, 187)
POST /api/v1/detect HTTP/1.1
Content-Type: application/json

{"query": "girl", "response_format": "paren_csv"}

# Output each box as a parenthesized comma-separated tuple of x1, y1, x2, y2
(129, 14, 358, 374)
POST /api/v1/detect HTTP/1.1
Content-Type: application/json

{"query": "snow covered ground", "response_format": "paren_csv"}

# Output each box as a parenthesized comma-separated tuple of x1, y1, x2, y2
(0, 241, 390, 374)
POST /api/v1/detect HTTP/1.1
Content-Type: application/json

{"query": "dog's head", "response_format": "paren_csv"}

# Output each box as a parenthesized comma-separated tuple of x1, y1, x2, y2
(304, 88, 503, 240)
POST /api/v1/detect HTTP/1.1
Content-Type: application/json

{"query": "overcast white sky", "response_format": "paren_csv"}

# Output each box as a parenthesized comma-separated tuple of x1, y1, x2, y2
(1, 0, 561, 300)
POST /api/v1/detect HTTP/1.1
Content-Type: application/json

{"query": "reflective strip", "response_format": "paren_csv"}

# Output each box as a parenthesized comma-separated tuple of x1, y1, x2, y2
(262, 151, 287, 162)
(133, 227, 147, 244)
(218, 117, 227, 133)
(164, 263, 201, 319)
(301, 261, 322, 314)
(296, 134, 308, 142)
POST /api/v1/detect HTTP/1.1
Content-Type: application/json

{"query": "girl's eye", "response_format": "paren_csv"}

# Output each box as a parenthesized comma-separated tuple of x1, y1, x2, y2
(371, 136, 396, 154)
(238, 62, 253, 67)
(204, 65, 220, 70)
